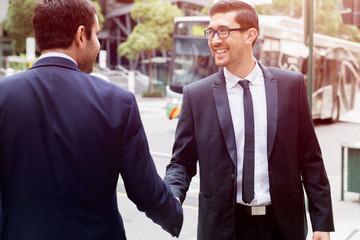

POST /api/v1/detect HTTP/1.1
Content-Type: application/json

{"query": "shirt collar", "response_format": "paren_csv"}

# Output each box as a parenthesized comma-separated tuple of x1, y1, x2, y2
(39, 52, 77, 65)
(224, 58, 262, 89)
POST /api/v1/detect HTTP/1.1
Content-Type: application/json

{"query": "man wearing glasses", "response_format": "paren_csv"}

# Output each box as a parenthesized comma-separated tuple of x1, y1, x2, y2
(165, 0, 334, 240)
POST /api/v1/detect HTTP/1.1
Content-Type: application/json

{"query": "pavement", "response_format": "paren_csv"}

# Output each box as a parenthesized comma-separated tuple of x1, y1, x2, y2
(329, 184, 360, 240)
(328, 91, 360, 240)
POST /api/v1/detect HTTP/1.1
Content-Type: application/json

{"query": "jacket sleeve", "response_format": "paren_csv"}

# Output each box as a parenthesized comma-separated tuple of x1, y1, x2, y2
(164, 86, 199, 204)
(297, 75, 335, 232)
(118, 92, 183, 237)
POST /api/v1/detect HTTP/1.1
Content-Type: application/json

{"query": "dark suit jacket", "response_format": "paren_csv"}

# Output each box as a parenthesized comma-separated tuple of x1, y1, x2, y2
(0, 57, 182, 240)
(165, 63, 334, 240)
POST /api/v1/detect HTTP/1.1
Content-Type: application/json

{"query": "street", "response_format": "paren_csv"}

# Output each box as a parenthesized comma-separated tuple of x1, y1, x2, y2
(116, 96, 360, 240)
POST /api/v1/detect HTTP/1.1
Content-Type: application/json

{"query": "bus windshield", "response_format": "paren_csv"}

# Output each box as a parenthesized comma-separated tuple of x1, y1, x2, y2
(169, 19, 218, 93)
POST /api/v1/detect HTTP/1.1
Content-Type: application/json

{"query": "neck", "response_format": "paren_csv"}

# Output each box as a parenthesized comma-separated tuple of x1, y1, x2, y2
(228, 56, 256, 79)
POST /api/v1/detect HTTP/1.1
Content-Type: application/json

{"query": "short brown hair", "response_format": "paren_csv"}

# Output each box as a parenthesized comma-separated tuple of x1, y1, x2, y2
(32, 0, 97, 51)
(209, 0, 259, 46)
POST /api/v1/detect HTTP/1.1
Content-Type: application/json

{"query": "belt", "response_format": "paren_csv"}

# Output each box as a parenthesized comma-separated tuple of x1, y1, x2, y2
(236, 204, 272, 216)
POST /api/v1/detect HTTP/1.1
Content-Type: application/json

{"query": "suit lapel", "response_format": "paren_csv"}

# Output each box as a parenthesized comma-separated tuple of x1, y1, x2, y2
(212, 69, 237, 166)
(259, 63, 278, 158)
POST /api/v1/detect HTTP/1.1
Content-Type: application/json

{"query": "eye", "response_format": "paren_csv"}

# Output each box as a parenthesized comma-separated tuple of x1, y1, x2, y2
(207, 29, 215, 35)
(218, 27, 229, 35)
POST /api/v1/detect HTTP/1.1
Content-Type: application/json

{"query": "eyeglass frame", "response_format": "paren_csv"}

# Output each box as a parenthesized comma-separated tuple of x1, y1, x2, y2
(204, 26, 251, 39)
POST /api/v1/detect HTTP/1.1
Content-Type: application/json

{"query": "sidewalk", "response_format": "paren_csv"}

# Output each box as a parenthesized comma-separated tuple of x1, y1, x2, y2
(326, 176, 360, 240)
(320, 91, 360, 240)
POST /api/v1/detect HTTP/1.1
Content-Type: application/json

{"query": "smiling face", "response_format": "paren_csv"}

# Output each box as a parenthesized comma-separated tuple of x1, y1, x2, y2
(208, 11, 254, 75)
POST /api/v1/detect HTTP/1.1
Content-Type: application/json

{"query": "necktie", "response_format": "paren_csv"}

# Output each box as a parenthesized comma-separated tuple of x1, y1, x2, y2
(238, 80, 255, 204)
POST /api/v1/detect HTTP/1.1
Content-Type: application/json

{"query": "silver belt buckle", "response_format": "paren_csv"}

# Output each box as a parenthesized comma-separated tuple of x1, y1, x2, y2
(251, 206, 266, 216)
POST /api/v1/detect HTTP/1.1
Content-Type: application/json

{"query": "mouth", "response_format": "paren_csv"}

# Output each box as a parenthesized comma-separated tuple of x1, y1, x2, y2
(215, 49, 228, 54)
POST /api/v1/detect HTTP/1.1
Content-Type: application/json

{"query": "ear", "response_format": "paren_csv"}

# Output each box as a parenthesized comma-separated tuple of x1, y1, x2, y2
(74, 25, 87, 49)
(245, 28, 258, 46)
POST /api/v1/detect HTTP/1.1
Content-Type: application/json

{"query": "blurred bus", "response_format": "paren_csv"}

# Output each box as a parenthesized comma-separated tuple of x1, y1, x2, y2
(166, 16, 360, 122)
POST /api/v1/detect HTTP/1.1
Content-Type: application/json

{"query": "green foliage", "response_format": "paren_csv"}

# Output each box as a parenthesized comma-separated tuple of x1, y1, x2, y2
(92, 1, 105, 29)
(142, 89, 164, 98)
(117, 0, 184, 59)
(3, 0, 35, 54)
(314, 0, 360, 42)
(255, 0, 302, 18)
(255, 0, 360, 43)
(200, 0, 213, 15)
(9, 54, 34, 70)
(118, 0, 183, 92)
(2, 0, 104, 54)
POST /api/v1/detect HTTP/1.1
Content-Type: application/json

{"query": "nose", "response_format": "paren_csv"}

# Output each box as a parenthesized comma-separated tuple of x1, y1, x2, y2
(211, 32, 222, 43)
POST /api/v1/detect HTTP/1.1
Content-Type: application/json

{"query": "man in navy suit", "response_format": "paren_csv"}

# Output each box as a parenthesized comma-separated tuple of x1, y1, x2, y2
(165, 1, 334, 240)
(0, 0, 182, 239)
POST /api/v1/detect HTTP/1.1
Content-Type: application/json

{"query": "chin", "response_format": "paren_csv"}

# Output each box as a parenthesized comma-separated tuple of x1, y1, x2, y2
(214, 59, 227, 68)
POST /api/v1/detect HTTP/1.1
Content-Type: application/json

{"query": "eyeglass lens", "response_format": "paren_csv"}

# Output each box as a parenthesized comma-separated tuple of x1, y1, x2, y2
(205, 27, 230, 39)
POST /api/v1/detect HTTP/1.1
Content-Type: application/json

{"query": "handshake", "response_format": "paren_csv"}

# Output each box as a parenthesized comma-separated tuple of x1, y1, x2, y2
(143, 184, 184, 238)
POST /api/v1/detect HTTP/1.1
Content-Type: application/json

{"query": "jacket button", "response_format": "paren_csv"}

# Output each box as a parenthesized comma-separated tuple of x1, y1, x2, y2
(172, 226, 179, 236)
(231, 174, 236, 180)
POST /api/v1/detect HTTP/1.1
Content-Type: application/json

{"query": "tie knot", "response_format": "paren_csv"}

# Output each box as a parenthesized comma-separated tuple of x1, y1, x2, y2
(238, 80, 250, 90)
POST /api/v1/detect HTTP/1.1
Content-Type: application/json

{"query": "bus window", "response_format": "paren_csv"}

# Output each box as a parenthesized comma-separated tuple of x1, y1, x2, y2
(168, 17, 218, 94)
(170, 38, 217, 93)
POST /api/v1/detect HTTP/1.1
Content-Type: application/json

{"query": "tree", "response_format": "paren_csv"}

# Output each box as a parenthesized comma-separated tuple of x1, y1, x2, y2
(117, 0, 183, 92)
(93, 1, 105, 30)
(3, 0, 35, 54)
(255, 0, 360, 42)
(255, 0, 302, 18)
(3, 0, 105, 55)
(314, 0, 360, 42)
(200, 0, 213, 15)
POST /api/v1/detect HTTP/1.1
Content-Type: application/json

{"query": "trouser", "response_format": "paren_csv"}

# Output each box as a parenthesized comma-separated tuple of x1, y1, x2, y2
(235, 204, 284, 240)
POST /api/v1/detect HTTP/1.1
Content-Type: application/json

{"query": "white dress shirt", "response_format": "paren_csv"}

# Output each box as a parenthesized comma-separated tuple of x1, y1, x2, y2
(224, 60, 271, 206)
(39, 52, 77, 65)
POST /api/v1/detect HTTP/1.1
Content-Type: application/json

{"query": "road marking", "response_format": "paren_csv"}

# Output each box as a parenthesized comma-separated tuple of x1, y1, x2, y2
(117, 192, 198, 210)
(150, 151, 172, 158)
(346, 229, 360, 240)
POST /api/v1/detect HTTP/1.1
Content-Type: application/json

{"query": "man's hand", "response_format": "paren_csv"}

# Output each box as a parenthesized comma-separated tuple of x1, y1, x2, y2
(312, 231, 330, 240)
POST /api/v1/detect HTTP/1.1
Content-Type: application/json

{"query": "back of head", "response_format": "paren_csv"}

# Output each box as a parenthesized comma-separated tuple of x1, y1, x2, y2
(32, 0, 97, 52)
(209, 0, 259, 45)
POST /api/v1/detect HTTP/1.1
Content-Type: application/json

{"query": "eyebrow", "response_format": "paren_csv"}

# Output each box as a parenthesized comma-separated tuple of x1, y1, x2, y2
(207, 25, 233, 29)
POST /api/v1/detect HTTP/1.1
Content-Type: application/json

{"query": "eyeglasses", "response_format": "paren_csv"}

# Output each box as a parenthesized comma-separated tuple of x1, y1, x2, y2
(204, 26, 250, 39)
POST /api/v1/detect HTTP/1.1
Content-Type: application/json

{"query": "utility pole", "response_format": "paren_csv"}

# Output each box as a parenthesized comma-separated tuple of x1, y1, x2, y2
(303, 0, 314, 107)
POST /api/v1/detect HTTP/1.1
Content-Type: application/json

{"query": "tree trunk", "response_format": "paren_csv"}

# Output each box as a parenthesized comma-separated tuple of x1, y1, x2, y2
(147, 51, 154, 92)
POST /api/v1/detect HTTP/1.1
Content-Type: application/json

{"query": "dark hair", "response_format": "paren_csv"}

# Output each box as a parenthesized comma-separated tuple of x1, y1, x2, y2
(32, 0, 97, 51)
(209, 0, 259, 46)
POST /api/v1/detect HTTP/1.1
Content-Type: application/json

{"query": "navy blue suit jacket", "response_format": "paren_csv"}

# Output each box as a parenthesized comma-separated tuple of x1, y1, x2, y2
(165, 63, 334, 240)
(0, 57, 182, 240)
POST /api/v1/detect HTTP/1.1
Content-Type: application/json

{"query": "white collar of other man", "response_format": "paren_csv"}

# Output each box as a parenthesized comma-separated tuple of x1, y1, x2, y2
(224, 58, 263, 90)
(39, 52, 77, 66)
